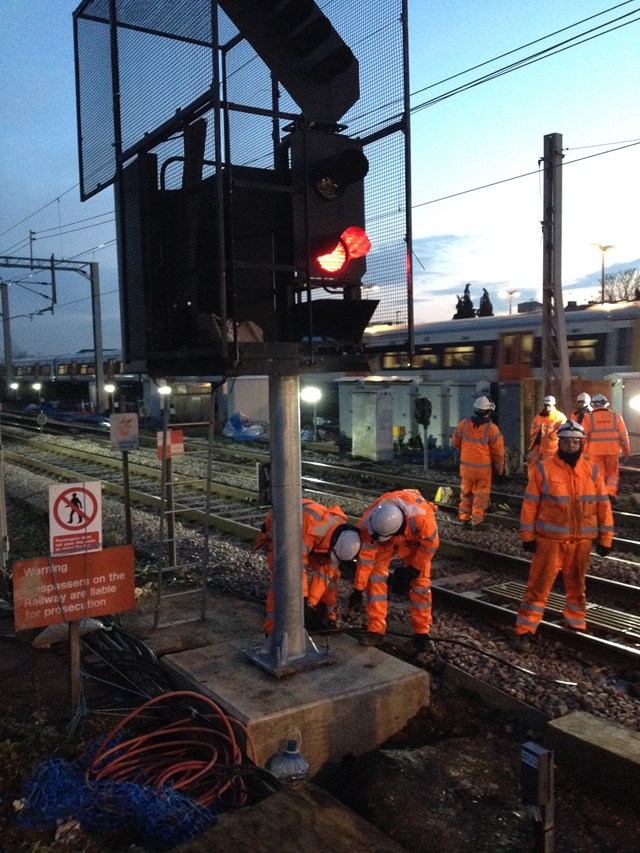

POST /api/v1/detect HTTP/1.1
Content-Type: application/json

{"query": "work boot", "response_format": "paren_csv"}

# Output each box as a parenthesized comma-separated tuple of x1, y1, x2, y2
(359, 631, 384, 647)
(413, 634, 434, 653)
(471, 517, 484, 527)
(510, 632, 534, 651)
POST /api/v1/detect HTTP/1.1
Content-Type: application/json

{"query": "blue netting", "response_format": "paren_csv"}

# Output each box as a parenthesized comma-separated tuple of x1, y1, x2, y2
(17, 756, 219, 851)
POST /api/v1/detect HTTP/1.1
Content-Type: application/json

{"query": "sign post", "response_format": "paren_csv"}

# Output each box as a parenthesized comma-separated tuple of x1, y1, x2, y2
(110, 413, 140, 544)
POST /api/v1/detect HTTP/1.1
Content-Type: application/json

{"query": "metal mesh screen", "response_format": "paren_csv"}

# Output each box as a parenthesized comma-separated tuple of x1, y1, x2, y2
(74, 0, 408, 348)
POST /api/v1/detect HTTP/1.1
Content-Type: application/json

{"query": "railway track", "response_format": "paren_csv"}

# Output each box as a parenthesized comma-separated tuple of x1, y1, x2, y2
(3, 426, 640, 669)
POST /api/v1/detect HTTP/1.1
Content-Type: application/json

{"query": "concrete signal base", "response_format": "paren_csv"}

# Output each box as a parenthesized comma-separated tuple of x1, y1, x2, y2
(138, 593, 429, 777)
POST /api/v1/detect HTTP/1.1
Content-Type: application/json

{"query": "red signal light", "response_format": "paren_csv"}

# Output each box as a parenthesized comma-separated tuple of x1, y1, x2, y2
(315, 226, 371, 275)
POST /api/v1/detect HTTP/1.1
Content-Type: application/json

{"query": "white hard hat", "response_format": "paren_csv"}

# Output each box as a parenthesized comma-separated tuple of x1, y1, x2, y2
(592, 394, 609, 407)
(576, 392, 591, 405)
(557, 420, 586, 440)
(330, 525, 361, 563)
(542, 395, 556, 406)
(473, 395, 495, 412)
(370, 503, 405, 541)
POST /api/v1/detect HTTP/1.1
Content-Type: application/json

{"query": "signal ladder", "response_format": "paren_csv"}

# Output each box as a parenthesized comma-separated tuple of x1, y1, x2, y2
(152, 392, 216, 629)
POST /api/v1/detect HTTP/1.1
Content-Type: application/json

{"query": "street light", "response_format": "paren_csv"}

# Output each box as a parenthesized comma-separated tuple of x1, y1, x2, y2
(500, 289, 521, 315)
(32, 381, 42, 408)
(104, 382, 116, 414)
(300, 386, 322, 440)
(592, 243, 614, 304)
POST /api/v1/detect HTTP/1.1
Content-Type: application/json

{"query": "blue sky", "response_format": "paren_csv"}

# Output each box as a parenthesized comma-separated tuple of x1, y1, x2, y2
(1, 0, 638, 355)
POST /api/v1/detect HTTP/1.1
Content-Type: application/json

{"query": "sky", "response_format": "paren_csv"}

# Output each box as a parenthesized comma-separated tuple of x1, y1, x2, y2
(1, 0, 639, 356)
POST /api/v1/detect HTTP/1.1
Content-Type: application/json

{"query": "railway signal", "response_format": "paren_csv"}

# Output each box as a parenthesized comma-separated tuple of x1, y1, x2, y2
(291, 129, 370, 286)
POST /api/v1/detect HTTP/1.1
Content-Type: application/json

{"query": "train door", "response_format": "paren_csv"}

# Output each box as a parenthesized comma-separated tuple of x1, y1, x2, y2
(498, 332, 534, 381)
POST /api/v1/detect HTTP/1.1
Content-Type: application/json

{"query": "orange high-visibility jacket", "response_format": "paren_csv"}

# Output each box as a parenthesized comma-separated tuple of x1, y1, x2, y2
(452, 418, 504, 474)
(254, 498, 349, 571)
(355, 489, 439, 589)
(528, 409, 567, 456)
(582, 408, 630, 458)
(521, 455, 613, 546)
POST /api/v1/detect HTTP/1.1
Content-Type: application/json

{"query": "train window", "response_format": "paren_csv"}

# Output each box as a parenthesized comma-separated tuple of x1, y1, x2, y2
(414, 347, 439, 368)
(501, 333, 533, 366)
(567, 337, 600, 365)
(381, 352, 410, 369)
(520, 334, 534, 364)
(616, 327, 633, 365)
(442, 346, 475, 368)
(57, 363, 69, 376)
(479, 343, 494, 366)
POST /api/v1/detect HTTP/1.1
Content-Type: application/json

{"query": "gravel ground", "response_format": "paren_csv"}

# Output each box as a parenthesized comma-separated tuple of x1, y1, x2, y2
(2, 460, 640, 853)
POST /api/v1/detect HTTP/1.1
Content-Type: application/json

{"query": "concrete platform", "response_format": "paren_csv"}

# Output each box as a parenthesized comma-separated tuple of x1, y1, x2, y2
(546, 711, 640, 808)
(122, 590, 429, 777)
(171, 782, 408, 852)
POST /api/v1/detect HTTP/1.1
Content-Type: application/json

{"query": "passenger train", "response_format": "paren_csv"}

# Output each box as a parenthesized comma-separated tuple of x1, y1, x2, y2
(3, 301, 639, 454)
(372, 300, 640, 382)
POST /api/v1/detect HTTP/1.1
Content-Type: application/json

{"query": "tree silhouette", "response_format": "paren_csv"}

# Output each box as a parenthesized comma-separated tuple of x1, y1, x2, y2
(477, 288, 494, 316)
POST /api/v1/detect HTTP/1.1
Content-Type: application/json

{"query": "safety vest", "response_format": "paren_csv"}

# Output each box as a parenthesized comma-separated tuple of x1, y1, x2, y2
(583, 408, 630, 457)
(357, 490, 439, 575)
(521, 455, 613, 544)
(528, 409, 567, 456)
(452, 418, 504, 471)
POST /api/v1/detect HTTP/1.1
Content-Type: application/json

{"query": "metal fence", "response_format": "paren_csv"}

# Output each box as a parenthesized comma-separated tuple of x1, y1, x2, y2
(74, 0, 410, 347)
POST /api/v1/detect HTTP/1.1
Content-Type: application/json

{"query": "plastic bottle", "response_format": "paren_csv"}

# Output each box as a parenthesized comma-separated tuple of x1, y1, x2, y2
(267, 739, 309, 786)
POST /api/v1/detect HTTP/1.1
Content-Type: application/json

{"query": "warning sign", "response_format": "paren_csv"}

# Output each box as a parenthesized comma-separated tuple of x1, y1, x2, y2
(49, 482, 102, 556)
(12, 545, 135, 631)
(110, 412, 139, 451)
(157, 429, 184, 459)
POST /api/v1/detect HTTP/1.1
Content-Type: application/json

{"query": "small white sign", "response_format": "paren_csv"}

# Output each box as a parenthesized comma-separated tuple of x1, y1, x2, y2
(49, 482, 102, 556)
(110, 413, 139, 451)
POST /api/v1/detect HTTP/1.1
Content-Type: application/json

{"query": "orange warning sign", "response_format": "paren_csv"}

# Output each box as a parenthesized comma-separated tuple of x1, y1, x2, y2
(12, 545, 135, 631)
(157, 429, 184, 459)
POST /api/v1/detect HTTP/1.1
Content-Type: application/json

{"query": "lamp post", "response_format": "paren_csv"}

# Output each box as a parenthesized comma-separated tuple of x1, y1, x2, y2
(592, 243, 614, 304)
(104, 382, 116, 415)
(504, 289, 520, 315)
(300, 386, 322, 441)
(32, 381, 42, 408)
(9, 381, 19, 406)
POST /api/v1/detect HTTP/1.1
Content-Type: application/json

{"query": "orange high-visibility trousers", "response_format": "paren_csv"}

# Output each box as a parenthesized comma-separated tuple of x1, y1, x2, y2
(515, 537, 592, 635)
(458, 470, 492, 524)
(589, 454, 620, 497)
(363, 541, 432, 635)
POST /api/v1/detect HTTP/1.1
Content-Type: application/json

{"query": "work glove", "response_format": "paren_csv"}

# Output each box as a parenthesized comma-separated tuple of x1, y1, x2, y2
(522, 540, 537, 553)
(303, 600, 324, 631)
(389, 564, 420, 595)
(348, 589, 364, 612)
(595, 543, 611, 558)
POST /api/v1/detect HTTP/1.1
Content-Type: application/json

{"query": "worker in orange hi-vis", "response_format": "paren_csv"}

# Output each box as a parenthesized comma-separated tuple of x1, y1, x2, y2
(348, 489, 439, 654)
(527, 394, 567, 476)
(512, 420, 614, 650)
(255, 498, 361, 636)
(582, 394, 630, 498)
(451, 395, 504, 528)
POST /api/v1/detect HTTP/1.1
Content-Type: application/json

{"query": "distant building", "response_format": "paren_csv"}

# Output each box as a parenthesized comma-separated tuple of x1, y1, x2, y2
(517, 300, 543, 313)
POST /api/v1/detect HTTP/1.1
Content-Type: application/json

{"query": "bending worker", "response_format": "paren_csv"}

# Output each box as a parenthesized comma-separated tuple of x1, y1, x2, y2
(512, 420, 613, 649)
(255, 498, 361, 635)
(348, 489, 439, 652)
(527, 394, 566, 475)
(451, 395, 504, 527)
(582, 394, 630, 498)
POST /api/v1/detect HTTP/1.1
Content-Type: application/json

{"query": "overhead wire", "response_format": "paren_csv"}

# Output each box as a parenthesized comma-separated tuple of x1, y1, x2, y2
(2, 4, 639, 270)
